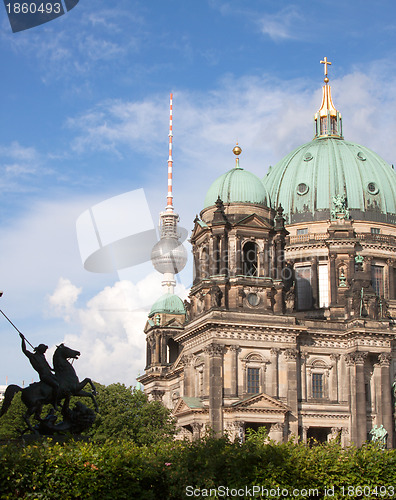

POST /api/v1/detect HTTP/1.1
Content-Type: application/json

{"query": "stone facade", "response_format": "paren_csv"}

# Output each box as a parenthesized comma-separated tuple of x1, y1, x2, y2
(139, 194, 396, 448)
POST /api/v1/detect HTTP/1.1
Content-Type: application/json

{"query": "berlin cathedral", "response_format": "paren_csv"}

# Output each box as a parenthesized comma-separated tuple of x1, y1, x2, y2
(139, 59, 396, 448)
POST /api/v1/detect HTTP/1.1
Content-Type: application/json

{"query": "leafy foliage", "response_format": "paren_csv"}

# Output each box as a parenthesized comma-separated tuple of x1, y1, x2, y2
(0, 392, 25, 440)
(0, 382, 175, 446)
(88, 383, 176, 444)
(0, 433, 395, 499)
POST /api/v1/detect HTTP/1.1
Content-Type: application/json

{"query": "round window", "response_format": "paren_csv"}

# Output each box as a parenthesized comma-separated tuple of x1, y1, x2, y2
(297, 183, 309, 195)
(357, 152, 366, 161)
(247, 293, 260, 306)
(304, 152, 313, 162)
(367, 182, 379, 195)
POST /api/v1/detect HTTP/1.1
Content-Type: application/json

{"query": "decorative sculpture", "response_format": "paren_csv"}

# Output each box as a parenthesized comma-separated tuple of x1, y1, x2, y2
(285, 285, 295, 313)
(331, 194, 349, 220)
(0, 339, 99, 435)
(369, 425, 388, 449)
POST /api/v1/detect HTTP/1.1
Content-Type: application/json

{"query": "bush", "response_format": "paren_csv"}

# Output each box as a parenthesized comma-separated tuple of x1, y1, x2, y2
(1, 434, 395, 500)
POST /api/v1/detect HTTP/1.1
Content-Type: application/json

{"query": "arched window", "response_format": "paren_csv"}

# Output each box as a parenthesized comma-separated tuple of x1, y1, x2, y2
(167, 338, 179, 364)
(243, 242, 258, 277)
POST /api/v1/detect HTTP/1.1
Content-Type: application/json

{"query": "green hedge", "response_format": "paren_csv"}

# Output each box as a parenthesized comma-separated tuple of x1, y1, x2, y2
(1, 435, 395, 499)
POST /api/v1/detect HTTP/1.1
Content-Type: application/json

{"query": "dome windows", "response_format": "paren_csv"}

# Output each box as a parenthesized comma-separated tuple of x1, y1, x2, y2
(297, 183, 309, 196)
(357, 152, 366, 161)
(304, 152, 313, 162)
(367, 182, 379, 195)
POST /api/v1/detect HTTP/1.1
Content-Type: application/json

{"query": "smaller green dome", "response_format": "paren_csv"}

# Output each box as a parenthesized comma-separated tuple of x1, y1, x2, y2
(149, 293, 186, 317)
(204, 166, 269, 209)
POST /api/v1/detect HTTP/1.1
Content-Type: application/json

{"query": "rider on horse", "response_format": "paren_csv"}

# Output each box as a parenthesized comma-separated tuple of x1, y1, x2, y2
(20, 333, 60, 411)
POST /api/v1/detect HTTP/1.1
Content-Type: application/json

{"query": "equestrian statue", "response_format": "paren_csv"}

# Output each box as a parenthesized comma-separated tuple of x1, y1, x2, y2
(0, 328, 99, 435)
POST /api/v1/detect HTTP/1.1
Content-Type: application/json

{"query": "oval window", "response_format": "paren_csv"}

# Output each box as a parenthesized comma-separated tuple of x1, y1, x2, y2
(357, 152, 366, 161)
(247, 293, 260, 306)
(367, 182, 379, 195)
(297, 183, 309, 195)
(304, 152, 313, 162)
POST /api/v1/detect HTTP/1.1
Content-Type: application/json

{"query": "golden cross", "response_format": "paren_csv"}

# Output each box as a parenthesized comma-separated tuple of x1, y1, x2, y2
(320, 57, 332, 77)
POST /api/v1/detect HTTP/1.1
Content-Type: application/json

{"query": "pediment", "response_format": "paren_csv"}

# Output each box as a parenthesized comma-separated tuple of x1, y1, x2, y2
(231, 393, 290, 412)
(234, 213, 272, 229)
(191, 220, 209, 240)
(164, 317, 185, 328)
(173, 397, 206, 416)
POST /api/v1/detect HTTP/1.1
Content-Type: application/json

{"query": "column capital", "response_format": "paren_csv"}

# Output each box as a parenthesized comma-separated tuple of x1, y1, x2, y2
(181, 354, 195, 366)
(378, 352, 391, 367)
(271, 422, 284, 432)
(229, 344, 240, 352)
(283, 348, 299, 361)
(270, 347, 280, 356)
(345, 351, 367, 365)
(151, 389, 165, 401)
(204, 343, 225, 357)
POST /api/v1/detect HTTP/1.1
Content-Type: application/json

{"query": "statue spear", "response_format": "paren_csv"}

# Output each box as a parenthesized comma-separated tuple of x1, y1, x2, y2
(0, 308, 35, 349)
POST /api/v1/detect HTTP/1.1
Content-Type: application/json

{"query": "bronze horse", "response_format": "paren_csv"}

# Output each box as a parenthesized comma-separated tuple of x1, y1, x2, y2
(0, 344, 98, 431)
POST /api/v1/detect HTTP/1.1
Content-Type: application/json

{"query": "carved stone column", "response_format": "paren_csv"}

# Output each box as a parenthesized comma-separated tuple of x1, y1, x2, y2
(263, 240, 270, 278)
(378, 353, 393, 448)
(330, 353, 340, 402)
(205, 343, 224, 435)
(346, 351, 368, 446)
(269, 422, 284, 443)
(155, 334, 161, 364)
(387, 259, 395, 299)
(229, 345, 239, 397)
(182, 354, 195, 398)
(284, 348, 299, 438)
(329, 254, 337, 306)
(300, 352, 308, 401)
(209, 236, 217, 276)
(236, 236, 242, 276)
(269, 348, 280, 398)
(161, 334, 167, 365)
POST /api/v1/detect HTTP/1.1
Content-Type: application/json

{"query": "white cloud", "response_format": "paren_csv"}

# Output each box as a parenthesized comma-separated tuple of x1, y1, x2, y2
(47, 274, 189, 385)
(258, 6, 304, 42)
(47, 277, 82, 322)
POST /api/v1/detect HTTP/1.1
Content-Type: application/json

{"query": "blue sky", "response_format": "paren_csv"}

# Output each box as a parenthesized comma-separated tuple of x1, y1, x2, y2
(1, 0, 396, 387)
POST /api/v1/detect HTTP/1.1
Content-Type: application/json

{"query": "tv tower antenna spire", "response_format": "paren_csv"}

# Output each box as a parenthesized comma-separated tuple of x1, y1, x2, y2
(167, 93, 174, 211)
(151, 93, 187, 293)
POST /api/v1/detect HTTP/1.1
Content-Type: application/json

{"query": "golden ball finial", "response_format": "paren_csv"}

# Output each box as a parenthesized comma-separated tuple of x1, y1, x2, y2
(233, 143, 242, 156)
(324, 76, 329, 84)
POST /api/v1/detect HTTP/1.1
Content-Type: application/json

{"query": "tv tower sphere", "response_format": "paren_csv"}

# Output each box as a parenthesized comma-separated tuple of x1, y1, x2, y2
(151, 236, 187, 275)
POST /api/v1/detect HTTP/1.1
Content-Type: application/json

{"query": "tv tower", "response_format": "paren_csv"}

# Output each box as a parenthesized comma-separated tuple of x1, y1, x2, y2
(150, 94, 187, 293)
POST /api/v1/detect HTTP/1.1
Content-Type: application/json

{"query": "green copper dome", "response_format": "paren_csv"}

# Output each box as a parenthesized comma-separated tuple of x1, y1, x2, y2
(204, 166, 269, 209)
(263, 136, 396, 225)
(149, 292, 186, 317)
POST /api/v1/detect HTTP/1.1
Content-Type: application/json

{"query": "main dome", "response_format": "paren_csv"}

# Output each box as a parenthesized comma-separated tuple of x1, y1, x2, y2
(263, 71, 396, 225)
(204, 165, 269, 209)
